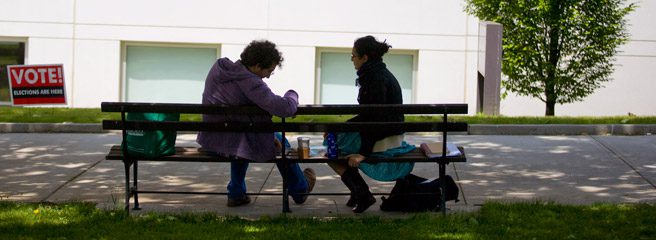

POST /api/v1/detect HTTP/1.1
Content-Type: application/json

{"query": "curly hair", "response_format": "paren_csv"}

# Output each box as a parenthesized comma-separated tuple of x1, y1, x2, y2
(353, 35, 391, 61)
(240, 40, 284, 69)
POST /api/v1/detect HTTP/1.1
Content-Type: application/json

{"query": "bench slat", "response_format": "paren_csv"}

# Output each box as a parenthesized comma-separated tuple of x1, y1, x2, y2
(102, 102, 468, 115)
(102, 120, 468, 132)
(106, 145, 467, 163)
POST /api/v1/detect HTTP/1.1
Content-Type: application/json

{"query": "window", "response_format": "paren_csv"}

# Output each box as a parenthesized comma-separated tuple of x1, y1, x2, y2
(0, 41, 26, 104)
(317, 49, 415, 104)
(123, 43, 219, 103)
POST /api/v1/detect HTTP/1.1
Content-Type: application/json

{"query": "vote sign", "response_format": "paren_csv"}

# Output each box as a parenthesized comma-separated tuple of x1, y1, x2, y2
(7, 64, 66, 105)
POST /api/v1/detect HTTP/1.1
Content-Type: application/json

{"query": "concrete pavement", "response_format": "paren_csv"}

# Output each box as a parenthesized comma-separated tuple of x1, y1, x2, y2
(1, 133, 655, 216)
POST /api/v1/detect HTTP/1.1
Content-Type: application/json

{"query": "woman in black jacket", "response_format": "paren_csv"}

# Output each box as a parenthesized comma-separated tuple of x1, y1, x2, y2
(328, 35, 408, 213)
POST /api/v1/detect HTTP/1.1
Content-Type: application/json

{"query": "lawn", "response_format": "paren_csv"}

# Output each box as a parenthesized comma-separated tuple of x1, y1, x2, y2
(1, 201, 654, 239)
(1, 106, 655, 124)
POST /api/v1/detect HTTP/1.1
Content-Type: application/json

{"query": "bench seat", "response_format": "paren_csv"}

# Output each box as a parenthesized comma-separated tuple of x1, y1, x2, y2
(106, 145, 466, 164)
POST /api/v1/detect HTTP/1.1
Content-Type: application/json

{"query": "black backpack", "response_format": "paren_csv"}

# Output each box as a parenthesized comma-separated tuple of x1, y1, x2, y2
(380, 174, 459, 212)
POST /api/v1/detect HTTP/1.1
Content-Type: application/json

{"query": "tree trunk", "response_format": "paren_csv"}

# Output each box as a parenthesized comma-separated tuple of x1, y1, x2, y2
(546, 100, 556, 116)
(544, 0, 562, 116)
(545, 76, 557, 116)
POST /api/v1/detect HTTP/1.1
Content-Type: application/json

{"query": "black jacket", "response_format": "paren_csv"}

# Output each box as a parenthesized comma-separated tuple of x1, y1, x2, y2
(348, 60, 404, 155)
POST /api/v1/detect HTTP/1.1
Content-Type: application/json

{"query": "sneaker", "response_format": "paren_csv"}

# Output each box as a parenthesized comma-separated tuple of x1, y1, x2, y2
(227, 195, 251, 207)
(294, 168, 316, 204)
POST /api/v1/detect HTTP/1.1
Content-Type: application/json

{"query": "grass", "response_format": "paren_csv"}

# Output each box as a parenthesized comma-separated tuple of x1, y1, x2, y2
(1, 106, 656, 124)
(0, 201, 654, 239)
(0, 87, 9, 103)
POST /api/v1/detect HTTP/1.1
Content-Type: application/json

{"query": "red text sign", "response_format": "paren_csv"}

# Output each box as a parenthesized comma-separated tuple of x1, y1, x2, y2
(7, 64, 66, 105)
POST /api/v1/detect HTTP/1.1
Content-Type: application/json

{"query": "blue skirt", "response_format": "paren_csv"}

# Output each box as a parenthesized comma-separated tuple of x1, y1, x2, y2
(324, 132, 415, 181)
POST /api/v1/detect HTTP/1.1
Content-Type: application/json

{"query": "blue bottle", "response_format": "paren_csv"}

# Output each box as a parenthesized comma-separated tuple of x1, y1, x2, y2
(326, 132, 338, 159)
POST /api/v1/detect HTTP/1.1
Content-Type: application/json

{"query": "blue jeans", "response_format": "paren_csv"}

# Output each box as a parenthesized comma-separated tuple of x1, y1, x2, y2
(227, 132, 308, 202)
(227, 161, 309, 202)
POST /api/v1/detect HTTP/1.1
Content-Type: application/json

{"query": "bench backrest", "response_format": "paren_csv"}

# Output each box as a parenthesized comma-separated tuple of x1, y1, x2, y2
(101, 102, 468, 133)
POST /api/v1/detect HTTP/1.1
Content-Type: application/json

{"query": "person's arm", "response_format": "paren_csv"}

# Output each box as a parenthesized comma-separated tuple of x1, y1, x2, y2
(238, 77, 298, 117)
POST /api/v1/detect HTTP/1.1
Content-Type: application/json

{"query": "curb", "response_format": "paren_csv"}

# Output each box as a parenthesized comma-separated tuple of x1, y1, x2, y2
(1, 123, 654, 135)
(468, 124, 656, 136)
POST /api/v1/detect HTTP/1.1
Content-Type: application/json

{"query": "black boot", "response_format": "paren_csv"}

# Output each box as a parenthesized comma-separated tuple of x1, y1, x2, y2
(339, 171, 357, 207)
(342, 167, 376, 213)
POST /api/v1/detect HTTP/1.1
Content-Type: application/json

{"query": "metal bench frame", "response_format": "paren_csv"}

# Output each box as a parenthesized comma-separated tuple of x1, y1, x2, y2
(102, 102, 468, 214)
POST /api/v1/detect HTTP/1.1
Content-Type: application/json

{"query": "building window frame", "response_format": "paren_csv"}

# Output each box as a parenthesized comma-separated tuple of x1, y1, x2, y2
(315, 47, 418, 104)
(0, 37, 28, 105)
(120, 41, 220, 102)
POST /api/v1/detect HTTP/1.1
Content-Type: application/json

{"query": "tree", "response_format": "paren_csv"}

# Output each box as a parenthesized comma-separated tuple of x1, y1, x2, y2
(465, 0, 636, 116)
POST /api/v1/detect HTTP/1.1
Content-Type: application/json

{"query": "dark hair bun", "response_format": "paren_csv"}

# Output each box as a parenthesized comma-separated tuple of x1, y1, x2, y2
(354, 35, 392, 61)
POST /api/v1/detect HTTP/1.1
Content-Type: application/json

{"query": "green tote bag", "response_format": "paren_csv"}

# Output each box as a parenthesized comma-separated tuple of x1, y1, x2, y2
(121, 112, 180, 158)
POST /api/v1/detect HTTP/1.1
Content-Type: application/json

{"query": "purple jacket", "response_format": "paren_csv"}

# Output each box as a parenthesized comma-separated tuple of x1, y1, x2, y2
(196, 58, 298, 162)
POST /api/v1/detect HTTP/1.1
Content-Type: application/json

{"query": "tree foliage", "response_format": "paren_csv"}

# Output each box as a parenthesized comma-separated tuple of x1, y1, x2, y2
(465, 0, 636, 115)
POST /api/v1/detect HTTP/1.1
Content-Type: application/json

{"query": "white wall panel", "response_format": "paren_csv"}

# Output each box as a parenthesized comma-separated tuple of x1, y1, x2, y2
(270, 31, 467, 52)
(74, 24, 268, 45)
(220, 44, 246, 62)
(415, 51, 465, 103)
(269, 0, 467, 35)
(619, 41, 656, 57)
(0, 0, 73, 23)
(72, 40, 121, 107)
(627, 0, 656, 40)
(75, 0, 268, 29)
(501, 94, 545, 116)
(558, 56, 656, 116)
(266, 46, 316, 104)
(0, 22, 72, 39)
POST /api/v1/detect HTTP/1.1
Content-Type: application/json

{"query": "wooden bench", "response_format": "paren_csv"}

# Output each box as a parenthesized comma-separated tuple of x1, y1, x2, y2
(102, 102, 468, 214)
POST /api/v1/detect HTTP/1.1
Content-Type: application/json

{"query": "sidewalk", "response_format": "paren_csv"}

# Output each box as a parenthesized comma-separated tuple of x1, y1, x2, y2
(1, 133, 655, 217)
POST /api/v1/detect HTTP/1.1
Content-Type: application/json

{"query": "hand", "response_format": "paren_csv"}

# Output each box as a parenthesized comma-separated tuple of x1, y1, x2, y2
(346, 154, 365, 168)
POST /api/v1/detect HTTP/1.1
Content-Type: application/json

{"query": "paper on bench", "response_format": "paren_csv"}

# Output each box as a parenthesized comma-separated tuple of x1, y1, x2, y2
(421, 142, 461, 157)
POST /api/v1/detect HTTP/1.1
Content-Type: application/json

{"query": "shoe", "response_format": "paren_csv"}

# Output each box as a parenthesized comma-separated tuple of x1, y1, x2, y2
(342, 167, 375, 213)
(227, 195, 251, 207)
(304, 168, 316, 193)
(346, 196, 356, 207)
(352, 195, 376, 213)
(294, 168, 316, 204)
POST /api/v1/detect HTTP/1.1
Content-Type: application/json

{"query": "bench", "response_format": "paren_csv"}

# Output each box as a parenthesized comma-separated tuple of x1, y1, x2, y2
(101, 102, 468, 214)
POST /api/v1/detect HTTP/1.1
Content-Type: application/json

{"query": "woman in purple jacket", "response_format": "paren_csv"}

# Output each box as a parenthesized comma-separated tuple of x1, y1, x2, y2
(197, 40, 315, 207)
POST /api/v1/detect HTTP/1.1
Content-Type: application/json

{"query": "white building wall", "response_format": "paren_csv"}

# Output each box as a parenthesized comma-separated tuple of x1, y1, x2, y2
(416, 51, 467, 104)
(0, 0, 654, 115)
(268, 46, 316, 104)
(73, 40, 121, 107)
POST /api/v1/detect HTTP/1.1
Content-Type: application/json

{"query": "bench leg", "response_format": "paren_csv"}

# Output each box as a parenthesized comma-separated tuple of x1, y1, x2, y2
(132, 160, 141, 210)
(439, 163, 446, 215)
(123, 161, 131, 214)
(282, 164, 291, 213)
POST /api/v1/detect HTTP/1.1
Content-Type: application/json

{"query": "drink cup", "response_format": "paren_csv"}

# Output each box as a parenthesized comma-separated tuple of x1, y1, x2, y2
(297, 137, 310, 159)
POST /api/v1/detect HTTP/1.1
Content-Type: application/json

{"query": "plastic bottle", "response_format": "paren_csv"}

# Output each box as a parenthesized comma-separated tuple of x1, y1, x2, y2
(326, 132, 338, 159)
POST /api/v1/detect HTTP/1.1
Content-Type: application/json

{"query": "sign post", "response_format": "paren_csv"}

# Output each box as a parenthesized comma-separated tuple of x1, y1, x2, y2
(7, 64, 66, 105)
